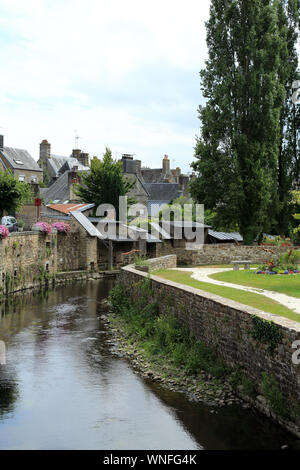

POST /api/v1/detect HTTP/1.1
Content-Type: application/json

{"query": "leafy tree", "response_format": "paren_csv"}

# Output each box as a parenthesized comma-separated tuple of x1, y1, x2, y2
(292, 190, 300, 243)
(75, 147, 135, 217)
(190, 0, 286, 244)
(0, 171, 32, 218)
(275, 0, 299, 235)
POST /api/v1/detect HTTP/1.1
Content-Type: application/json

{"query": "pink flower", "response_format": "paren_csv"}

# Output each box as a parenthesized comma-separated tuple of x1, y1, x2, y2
(33, 222, 52, 234)
(51, 222, 71, 234)
(0, 225, 9, 239)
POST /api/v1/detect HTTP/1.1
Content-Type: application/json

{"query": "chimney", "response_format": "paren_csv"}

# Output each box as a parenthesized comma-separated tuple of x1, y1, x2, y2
(0, 135, 3, 150)
(39, 139, 51, 168)
(162, 154, 170, 173)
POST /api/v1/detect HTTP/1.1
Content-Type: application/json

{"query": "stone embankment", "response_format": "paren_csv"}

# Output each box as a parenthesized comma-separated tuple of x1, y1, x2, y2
(118, 258, 300, 437)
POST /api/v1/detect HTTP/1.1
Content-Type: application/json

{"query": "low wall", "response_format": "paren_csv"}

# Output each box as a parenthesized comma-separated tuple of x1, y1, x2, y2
(120, 262, 300, 434)
(145, 254, 177, 271)
(157, 241, 295, 265)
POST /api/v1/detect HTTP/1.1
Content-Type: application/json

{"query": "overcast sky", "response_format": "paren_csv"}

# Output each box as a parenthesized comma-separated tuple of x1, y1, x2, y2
(0, 0, 210, 173)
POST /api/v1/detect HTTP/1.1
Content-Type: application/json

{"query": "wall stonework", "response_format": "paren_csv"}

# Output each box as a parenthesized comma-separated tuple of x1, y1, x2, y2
(157, 241, 295, 265)
(120, 263, 300, 432)
(144, 254, 177, 271)
(0, 232, 57, 294)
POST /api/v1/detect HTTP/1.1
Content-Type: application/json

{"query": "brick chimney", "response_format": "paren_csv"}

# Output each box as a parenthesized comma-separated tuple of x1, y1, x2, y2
(39, 139, 51, 169)
(162, 154, 170, 173)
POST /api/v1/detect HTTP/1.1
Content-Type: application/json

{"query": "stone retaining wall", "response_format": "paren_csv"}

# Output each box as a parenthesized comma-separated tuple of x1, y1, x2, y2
(157, 241, 296, 265)
(120, 262, 300, 434)
(0, 231, 57, 295)
(145, 254, 177, 271)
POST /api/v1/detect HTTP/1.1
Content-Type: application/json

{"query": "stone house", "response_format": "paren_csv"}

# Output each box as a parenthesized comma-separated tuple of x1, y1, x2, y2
(0, 135, 43, 184)
(141, 155, 191, 197)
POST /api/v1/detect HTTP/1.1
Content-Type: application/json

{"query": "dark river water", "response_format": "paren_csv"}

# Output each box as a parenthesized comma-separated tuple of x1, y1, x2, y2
(0, 280, 297, 450)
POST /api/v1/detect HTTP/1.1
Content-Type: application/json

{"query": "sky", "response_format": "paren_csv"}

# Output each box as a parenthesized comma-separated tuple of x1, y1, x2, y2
(0, 0, 211, 173)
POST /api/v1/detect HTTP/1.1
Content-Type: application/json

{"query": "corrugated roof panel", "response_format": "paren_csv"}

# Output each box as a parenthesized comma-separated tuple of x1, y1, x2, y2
(71, 211, 104, 238)
(208, 230, 243, 241)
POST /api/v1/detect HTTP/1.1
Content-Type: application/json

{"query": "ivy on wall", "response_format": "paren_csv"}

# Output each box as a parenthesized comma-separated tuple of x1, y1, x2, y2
(250, 315, 283, 353)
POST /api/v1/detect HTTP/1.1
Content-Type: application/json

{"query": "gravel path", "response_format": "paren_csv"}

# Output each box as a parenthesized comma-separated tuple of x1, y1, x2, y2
(170, 267, 300, 315)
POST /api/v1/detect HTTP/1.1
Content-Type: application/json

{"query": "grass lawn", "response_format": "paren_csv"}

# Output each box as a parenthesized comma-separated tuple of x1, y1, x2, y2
(154, 269, 300, 322)
(210, 270, 300, 298)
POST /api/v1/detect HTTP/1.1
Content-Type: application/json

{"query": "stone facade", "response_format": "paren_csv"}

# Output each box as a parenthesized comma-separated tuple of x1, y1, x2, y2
(0, 232, 57, 295)
(157, 241, 294, 265)
(121, 262, 300, 433)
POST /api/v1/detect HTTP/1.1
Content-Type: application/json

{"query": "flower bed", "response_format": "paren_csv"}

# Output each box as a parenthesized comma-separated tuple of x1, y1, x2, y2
(32, 222, 52, 234)
(52, 222, 71, 234)
(255, 249, 300, 275)
(0, 225, 9, 239)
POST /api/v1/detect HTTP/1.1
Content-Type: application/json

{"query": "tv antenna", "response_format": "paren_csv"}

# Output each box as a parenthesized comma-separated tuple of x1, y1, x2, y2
(74, 129, 81, 149)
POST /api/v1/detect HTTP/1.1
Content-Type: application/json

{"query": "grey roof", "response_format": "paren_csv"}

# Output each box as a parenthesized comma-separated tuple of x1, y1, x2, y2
(42, 171, 70, 204)
(47, 155, 89, 179)
(0, 147, 42, 172)
(141, 168, 166, 183)
(208, 230, 243, 242)
(59, 157, 89, 173)
(144, 183, 179, 201)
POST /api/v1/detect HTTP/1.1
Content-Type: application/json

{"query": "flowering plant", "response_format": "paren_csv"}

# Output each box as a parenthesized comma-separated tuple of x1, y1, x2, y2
(52, 222, 71, 234)
(32, 222, 52, 234)
(0, 225, 9, 239)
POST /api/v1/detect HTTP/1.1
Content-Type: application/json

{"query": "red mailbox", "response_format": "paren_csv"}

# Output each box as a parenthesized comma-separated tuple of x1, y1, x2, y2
(35, 198, 41, 221)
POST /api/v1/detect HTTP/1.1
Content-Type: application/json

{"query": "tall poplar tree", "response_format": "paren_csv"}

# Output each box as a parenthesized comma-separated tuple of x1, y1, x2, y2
(276, 0, 299, 235)
(190, 0, 286, 244)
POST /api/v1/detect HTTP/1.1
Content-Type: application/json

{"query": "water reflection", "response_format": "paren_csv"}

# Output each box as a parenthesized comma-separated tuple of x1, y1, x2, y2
(0, 280, 296, 450)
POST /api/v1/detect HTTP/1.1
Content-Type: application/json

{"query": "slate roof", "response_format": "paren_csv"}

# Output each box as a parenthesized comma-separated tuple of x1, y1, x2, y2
(47, 155, 89, 179)
(141, 168, 166, 183)
(144, 183, 180, 201)
(42, 171, 70, 204)
(0, 147, 42, 172)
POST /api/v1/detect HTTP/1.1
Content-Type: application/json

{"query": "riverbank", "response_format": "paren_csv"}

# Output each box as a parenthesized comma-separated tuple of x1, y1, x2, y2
(107, 274, 300, 440)
(106, 310, 243, 408)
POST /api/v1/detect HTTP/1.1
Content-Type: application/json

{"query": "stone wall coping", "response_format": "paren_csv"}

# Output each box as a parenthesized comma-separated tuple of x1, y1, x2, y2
(146, 254, 176, 264)
(122, 264, 300, 333)
(8, 231, 39, 237)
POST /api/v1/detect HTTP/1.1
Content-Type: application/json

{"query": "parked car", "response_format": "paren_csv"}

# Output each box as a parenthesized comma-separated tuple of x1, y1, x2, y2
(1, 216, 19, 232)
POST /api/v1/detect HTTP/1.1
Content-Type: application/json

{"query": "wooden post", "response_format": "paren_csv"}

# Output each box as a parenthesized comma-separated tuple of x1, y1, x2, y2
(108, 240, 113, 271)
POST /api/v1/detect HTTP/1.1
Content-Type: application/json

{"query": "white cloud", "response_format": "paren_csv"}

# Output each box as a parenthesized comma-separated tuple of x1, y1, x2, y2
(0, 0, 210, 172)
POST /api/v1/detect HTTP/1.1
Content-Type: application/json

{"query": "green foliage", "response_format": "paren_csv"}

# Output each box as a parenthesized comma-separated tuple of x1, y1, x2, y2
(74, 147, 135, 217)
(250, 315, 283, 353)
(134, 255, 147, 267)
(190, 0, 299, 244)
(279, 250, 300, 270)
(109, 282, 228, 378)
(0, 171, 33, 217)
(261, 373, 289, 419)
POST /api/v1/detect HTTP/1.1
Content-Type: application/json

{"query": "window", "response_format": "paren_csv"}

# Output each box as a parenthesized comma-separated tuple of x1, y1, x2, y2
(14, 159, 24, 165)
(18, 175, 25, 182)
(31, 175, 37, 182)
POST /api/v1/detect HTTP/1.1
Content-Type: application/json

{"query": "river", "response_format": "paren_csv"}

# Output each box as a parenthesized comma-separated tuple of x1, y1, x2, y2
(0, 280, 297, 450)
